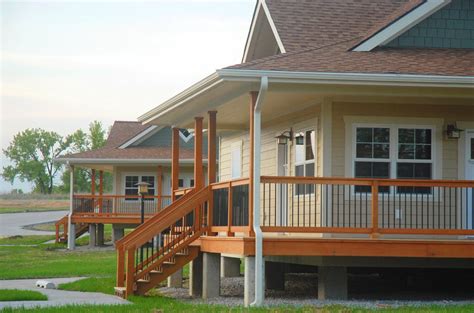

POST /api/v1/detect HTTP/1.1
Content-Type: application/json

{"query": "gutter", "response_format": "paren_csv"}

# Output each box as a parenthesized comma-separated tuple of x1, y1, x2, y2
(251, 76, 268, 307)
(54, 158, 205, 165)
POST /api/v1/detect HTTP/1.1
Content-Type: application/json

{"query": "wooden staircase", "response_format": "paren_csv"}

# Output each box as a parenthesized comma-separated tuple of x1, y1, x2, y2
(114, 187, 210, 298)
(55, 215, 89, 243)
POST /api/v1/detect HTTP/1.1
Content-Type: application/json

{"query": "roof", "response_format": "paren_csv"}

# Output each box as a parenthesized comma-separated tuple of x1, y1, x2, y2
(264, 0, 412, 52)
(226, 0, 474, 77)
(227, 39, 474, 77)
(58, 121, 196, 162)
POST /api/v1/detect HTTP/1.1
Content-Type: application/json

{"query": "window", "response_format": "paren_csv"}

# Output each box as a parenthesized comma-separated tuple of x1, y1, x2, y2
(471, 138, 474, 160)
(295, 130, 315, 195)
(352, 125, 434, 194)
(354, 127, 390, 193)
(397, 128, 432, 194)
(124, 175, 155, 200)
(178, 179, 184, 188)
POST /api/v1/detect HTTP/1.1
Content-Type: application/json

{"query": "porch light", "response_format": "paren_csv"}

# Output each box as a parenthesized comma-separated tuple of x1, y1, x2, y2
(447, 124, 463, 139)
(136, 181, 150, 196)
(276, 128, 293, 145)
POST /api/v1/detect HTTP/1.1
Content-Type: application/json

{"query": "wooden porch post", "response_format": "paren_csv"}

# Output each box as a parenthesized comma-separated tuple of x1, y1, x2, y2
(207, 111, 217, 234)
(157, 165, 163, 211)
(171, 127, 180, 201)
(194, 117, 204, 189)
(91, 169, 96, 195)
(248, 92, 257, 237)
(194, 117, 204, 231)
(99, 170, 103, 213)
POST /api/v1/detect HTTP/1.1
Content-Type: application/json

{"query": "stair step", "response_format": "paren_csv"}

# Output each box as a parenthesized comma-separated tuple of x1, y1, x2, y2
(137, 279, 149, 283)
(150, 270, 162, 274)
(114, 287, 126, 298)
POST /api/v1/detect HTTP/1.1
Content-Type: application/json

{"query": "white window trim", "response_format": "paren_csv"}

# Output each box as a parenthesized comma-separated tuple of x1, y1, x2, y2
(122, 172, 157, 201)
(179, 129, 194, 143)
(344, 116, 443, 198)
(294, 127, 317, 195)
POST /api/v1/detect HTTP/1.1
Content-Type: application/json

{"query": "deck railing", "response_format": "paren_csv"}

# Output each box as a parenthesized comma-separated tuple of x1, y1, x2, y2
(209, 178, 250, 235)
(260, 176, 474, 237)
(72, 194, 172, 216)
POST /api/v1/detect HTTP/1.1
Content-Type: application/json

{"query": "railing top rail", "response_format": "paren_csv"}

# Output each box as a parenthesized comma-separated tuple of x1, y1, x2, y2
(210, 178, 250, 190)
(261, 176, 474, 187)
(73, 194, 172, 199)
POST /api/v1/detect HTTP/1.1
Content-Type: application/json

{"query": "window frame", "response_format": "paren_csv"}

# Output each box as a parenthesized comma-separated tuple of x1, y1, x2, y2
(294, 128, 316, 196)
(122, 173, 157, 201)
(351, 123, 437, 196)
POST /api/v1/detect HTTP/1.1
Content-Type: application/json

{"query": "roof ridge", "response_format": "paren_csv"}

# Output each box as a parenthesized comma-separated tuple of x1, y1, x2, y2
(228, 36, 363, 69)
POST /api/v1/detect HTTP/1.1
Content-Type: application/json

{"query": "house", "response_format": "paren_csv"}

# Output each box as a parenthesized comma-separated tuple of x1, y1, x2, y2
(112, 0, 473, 305)
(55, 121, 207, 251)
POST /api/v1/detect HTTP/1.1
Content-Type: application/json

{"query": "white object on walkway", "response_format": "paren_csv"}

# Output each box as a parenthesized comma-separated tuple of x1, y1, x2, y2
(36, 280, 56, 289)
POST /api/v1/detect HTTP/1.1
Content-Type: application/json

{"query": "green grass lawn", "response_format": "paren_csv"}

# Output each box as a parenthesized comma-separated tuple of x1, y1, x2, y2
(0, 289, 47, 301)
(0, 235, 55, 245)
(0, 240, 473, 312)
(0, 207, 67, 214)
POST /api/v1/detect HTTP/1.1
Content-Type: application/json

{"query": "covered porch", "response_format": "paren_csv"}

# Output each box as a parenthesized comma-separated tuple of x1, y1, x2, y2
(119, 71, 474, 303)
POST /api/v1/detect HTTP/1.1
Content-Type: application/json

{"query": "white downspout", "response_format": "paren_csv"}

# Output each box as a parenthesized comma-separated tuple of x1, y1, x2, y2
(251, 76, 268, 306)
(67, 163, 76, 250)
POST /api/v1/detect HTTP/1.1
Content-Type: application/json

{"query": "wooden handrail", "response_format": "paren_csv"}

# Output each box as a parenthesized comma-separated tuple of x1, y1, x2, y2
(261, 176, 474, 187)
(73, 194, 172, 199)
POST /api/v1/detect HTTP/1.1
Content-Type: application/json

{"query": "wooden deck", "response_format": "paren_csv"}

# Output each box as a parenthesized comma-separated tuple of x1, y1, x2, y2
(194, 236, 474, 259)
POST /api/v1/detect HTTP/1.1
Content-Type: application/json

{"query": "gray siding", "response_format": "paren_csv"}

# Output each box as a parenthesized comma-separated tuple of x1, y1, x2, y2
(135, 127, 208, 153)
(385, 0, 474, 48)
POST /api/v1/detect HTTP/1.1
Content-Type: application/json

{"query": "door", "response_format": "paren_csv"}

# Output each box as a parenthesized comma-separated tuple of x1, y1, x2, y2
(276, 142, 288, 226)
(466, 131, 474, 229)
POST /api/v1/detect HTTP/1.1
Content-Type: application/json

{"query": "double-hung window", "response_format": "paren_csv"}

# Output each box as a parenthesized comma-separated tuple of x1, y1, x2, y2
(295, 130, 315, 195)
(353, 125, 434, 194)
(354, 127, 390, 193)
(397, 128, 432, 194)
(124, 175, 155, 200)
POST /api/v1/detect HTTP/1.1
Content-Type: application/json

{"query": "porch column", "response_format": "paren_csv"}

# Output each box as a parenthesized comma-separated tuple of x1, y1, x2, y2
(112, 225, 125, 244)
(157, 165, 163, 211)
(99, 170, 103, 213)
(67, 164, 76, 250)
(89, 223, 97, 247)
(167, 269, 183, 288)
(189, 252, 203, 297)
(248, 92, 257, 237)
(221, 256, 240, 277)
(194, 117, 204, 189)
(202, 252, 220, 299)
(207, 111, 217, 233)
(318, 266, 348, 300)
(97, 223, 104, 246)
(91, 169, 96, 194)
(171, 127, 180, 201)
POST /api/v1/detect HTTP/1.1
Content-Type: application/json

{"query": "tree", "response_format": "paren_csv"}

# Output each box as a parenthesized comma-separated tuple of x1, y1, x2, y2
(2, 129, 74, 194)
(59, 121, 112, 193)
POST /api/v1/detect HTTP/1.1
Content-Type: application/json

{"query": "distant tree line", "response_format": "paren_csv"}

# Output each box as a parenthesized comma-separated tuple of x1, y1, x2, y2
(1, 121, 112, 194)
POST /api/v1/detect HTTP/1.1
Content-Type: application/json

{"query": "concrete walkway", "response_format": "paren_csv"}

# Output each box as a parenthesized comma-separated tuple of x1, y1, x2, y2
(0, 210, 68, 237)
(0, 277, 130, 309)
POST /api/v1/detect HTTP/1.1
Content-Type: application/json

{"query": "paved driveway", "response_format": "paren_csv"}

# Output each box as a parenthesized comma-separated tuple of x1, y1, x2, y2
(0, 277, 130, 309)
(0, 210, 68, 237)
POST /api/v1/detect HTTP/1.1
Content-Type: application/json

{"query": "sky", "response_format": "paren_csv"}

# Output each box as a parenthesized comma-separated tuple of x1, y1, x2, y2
(0, 0, 255, 193)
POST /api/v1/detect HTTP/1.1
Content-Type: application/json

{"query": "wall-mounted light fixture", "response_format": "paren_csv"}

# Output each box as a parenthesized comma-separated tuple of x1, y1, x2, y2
(446, 123, 463, 139)
(275, 128, 293, 145)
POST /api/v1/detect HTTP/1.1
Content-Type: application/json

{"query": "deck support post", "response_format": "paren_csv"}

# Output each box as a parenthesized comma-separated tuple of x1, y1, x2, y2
(189, 252, 203, 297)
(171, 127, 180, 200)
(194, 117, 204, 190)
(317, 266, 348, 300)
(112, 225, 125, 244)
(97, 223, 104, 246)
(89, 223, 97, 247)
(67, 164, 76, 250)
(167, 269, 183, 288)
(244, 256, 264, 307)
(221, 256, 240, 277)
(202, 252, 220, 299)
(265, 261, 285, 290)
